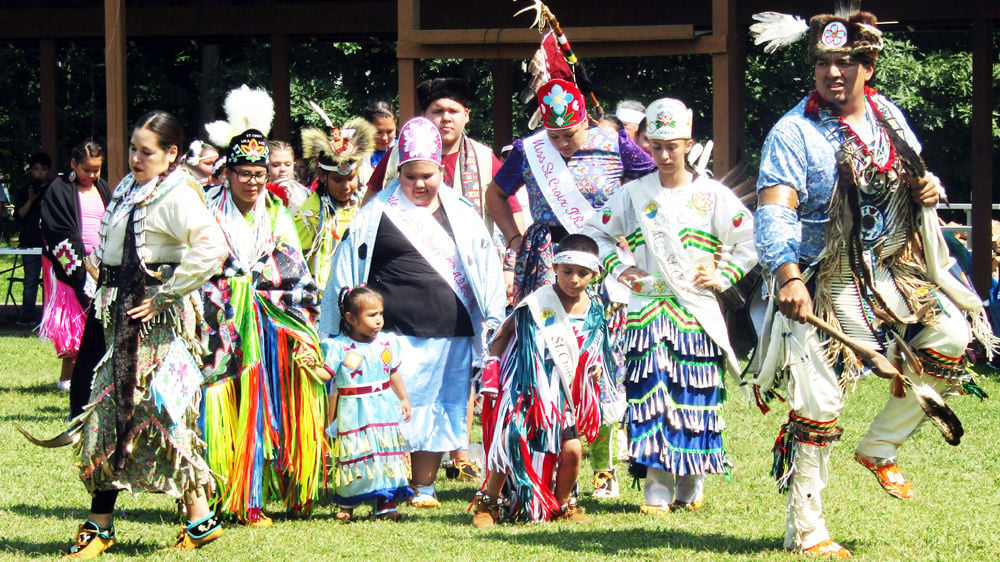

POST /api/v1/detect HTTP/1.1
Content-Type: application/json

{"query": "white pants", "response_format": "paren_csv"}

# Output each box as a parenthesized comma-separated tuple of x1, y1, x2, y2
(856, 295, 970, 461)
(778, 291, 970, 551)
(779, 318, 843, 551)
(644, 468, 704, 508)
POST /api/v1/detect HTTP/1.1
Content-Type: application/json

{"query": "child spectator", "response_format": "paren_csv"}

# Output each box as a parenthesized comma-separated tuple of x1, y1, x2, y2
(266, 140, 310, 214)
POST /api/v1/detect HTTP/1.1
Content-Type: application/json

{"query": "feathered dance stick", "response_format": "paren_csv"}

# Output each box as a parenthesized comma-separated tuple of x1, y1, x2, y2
(515, 0, 604, 128)
(806, 312, 963, 445)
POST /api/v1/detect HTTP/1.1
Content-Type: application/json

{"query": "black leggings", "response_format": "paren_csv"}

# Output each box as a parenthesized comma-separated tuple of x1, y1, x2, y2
(91, 490, 119, 515)
(70, 310, 104, 418)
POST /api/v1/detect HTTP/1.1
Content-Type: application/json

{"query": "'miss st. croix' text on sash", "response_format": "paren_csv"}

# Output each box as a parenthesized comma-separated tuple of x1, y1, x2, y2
(383, 185, 477, 315)
(523, 130, 596, 233)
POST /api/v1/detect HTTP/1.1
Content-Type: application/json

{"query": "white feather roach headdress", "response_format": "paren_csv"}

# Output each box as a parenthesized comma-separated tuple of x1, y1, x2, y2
(204, 85, 275, 149)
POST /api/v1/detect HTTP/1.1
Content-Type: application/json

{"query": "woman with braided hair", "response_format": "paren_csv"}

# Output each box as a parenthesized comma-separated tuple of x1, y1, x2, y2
(38, 111, 230, 557)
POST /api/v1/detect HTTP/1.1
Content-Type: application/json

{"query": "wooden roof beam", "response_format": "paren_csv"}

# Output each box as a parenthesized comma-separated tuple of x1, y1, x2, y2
(408, 24, 694, 45)
(0, 2, 396, 40)
(397, 35, 725, 59)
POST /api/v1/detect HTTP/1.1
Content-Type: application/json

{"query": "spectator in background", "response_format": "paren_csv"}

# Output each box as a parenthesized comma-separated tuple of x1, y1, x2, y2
(265, 140, 311, 214)
(365, 78, 524, 243)
(615, 99, 646, 142)
(39, 140, 110, 393)
(14, 151, 52, 324)
(597, 114, 624, 134)
(362, 100, 398, 173)
(635, 117, 652, 155)
(182, 140, 220, 187)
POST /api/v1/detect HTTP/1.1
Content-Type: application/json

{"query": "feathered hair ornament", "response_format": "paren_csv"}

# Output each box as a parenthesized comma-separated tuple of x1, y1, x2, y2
(749, 12, 809, 54)
(205, 84, 275, 149)
(301, 115, 376, 176)
(185, 139, 206, 167)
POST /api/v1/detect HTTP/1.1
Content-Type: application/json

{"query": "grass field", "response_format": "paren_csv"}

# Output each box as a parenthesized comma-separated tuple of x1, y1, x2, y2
(1, 330, 998, 561)
(0, 252, 40, 323)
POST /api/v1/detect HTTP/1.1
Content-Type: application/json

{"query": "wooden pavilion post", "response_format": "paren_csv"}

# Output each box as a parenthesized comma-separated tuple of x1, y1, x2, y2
(710, 0, 743, 177)
(397, 0, 420, 121)
(271, 34, 291, 143)
(970, 19, 994, 298)
(39, 39, 58, 174)
(492, 59, 513, 153)
(104, 0, 127, 186)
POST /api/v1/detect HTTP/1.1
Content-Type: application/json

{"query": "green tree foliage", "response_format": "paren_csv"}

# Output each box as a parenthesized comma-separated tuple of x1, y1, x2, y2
(0, 45, 43, 183)
(289, 41, 398, 133)
(1, 30, 997, 206)
(745, 32, 999, 203)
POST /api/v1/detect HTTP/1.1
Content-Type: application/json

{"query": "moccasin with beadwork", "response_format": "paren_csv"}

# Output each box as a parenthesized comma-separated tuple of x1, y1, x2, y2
(168, 513, 222, 551)
(236, 511, 273, 528)
(639, 504, 671, 516)
(64, 520, 115, 559)
(409, 491, 442, 509)
(670, 498, 704, 511)
(453, 459, 482, 482)
(554, 503, 590, 523)
(671, 491, 705, 511)
(471, 494, 502, 528)
(592, 470, 620, 499)
(855, 453, 913, 499)
(802, 539, 852, 558)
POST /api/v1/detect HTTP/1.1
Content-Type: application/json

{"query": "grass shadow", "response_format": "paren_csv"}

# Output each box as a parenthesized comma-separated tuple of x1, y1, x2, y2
(0, 413, 66, 423)
(0, 382, 65, 395)
(1, 537, 163, 558)
(473, 526, 785, 556)
(0, 326, 38, 336)
(5, 503, 179, 525)
(435, 486, 477, 504)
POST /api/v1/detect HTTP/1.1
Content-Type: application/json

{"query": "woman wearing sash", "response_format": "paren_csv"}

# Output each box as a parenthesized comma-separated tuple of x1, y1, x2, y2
(485, 78, 653, 497)
(485, 78, 654, 304)
(48, 111, 229, 557)
(584, 98, 757, 514)
(322, 117, 506, 508)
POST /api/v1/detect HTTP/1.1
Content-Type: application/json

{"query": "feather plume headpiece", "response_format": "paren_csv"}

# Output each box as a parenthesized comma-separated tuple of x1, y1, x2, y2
(302, 116, 376, 176)
(205, 84, 275, 149)
(750, 12, 809, 54)
(185, 139, 205, 167)
(516, 0, 602, 129)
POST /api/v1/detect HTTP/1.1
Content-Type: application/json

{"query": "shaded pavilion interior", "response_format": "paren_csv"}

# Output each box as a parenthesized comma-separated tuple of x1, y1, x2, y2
(0, 0, 996, 296)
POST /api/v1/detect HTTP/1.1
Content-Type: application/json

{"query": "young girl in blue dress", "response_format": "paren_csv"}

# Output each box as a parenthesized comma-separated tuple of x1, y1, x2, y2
(322, 286, 412, 521)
